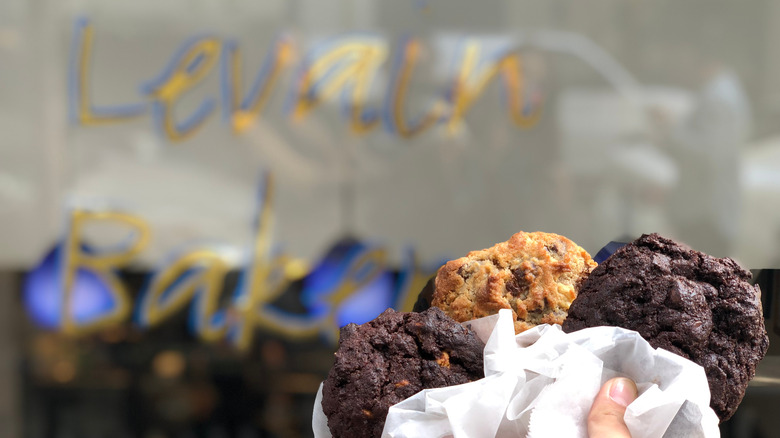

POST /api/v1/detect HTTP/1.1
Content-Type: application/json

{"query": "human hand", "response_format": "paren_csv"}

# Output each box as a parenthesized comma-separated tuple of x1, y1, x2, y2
(588, 377, 639, 438)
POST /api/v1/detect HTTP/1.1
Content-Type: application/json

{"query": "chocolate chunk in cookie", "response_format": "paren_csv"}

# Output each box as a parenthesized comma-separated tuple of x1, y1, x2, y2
(563, 233, 768, 422)
(322, 307, 485, 438)
(431, 231, 596, 334)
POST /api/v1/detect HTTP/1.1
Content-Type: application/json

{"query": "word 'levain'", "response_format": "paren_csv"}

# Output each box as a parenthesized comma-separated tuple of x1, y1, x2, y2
(69, 17, 543, 142)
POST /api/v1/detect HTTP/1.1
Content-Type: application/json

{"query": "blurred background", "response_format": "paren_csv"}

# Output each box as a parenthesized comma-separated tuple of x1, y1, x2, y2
(2, 0, 780, 436)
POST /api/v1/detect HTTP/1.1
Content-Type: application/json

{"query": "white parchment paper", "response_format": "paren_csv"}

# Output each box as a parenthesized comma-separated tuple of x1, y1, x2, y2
(313, 309, 720, 438)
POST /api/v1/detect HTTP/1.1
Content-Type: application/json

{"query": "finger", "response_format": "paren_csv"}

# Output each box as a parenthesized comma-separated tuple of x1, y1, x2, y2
(588, 377, 638, 438)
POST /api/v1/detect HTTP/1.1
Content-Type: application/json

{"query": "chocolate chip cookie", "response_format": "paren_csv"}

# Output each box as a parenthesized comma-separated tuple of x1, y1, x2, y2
(321, 307, 485, 438)
(563, 233, 769, 421)
(431, 231, 596, 334)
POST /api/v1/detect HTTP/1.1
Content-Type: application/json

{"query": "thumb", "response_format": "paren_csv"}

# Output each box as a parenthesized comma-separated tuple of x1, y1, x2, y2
(588, 377, 638, 438)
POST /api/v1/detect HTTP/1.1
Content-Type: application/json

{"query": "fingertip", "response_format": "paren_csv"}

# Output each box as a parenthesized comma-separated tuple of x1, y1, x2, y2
(588, 377, 637, 438)
(608, 377, 638, 408)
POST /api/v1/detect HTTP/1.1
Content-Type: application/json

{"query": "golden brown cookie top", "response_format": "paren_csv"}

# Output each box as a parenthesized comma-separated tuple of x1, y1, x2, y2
(431, 231, 596, 334)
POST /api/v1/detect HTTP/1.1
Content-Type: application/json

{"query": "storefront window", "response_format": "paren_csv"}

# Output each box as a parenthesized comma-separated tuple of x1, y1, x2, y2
(2, 1, 780, 436)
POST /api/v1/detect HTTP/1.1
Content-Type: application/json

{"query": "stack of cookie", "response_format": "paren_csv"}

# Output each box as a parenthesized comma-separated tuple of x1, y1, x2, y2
(318, 231, 768, 437)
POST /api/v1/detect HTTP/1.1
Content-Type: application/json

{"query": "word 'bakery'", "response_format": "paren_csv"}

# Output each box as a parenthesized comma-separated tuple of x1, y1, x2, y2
(28, 174, 432, 349)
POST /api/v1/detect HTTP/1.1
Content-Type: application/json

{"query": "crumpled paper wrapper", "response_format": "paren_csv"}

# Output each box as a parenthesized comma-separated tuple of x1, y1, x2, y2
(313, 309, 720, 438)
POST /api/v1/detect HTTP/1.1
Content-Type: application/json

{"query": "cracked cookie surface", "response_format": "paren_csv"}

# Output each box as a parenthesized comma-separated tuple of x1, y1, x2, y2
(321, 307, 484, 438)
(431, 231, 596, 334)
(562, 233, 769, 422)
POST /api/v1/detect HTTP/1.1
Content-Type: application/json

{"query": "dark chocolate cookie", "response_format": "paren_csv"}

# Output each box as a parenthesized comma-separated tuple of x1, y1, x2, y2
(563, 233, 768, 421)
(322, 307, 485, 437)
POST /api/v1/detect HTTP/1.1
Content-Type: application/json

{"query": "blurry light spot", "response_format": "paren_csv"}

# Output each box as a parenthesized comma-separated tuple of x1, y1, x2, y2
(32, 334, 59, 358)
(263, 393, 293, 433)
(153, 350, 186, 379)
(261, 340, 286, 368)
(51, 360, 77, 383)
(301, 238, 395, 327)
(750, 375, 780, 386)
(279, 372, 322, 393)
(25, 244, 119, 329)
(100, 326, 126, 343)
